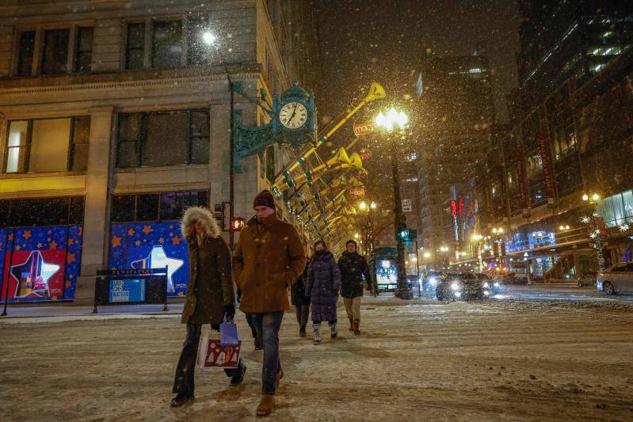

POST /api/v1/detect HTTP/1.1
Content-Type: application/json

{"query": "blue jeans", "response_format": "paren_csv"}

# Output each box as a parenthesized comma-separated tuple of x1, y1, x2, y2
(252, 311, 284, 395)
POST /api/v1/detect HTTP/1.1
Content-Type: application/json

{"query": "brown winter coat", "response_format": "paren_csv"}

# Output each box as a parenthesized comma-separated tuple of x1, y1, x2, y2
(180, 207, 235, 325)
(233, 213, 306, 313)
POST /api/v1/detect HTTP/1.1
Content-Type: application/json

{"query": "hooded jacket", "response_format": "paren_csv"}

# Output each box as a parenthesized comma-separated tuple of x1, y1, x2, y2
(233, 213, 306, 313)
(338, 251, 370, 298)
(180, 206, 235, 325)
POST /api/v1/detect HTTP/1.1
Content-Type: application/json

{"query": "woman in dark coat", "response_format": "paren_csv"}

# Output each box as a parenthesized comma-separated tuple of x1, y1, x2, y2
(291, 256, 311, 337)
(305, 240, 341, 344)
(171, 206, 245, 408)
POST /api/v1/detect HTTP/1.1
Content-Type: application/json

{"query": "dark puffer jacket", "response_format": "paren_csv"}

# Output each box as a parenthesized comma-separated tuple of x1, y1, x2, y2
(291, 257, 311, 306)
(305, 251, 341, 322)
(338, 251, 370, 299)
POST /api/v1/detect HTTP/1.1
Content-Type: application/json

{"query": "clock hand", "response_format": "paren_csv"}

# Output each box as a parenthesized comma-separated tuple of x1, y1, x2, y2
(289, 104, 298, 122)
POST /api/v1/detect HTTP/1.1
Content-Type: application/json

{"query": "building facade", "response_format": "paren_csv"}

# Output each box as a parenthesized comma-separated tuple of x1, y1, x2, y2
(0, 0, 320, 303)
(470, 1, 633, 281)
(414, 49, 496, 268)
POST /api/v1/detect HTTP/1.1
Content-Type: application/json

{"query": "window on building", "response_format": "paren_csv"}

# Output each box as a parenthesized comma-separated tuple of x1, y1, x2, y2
(526, 152, 543, 178)
(74, 27, 94, 73)
(16, 31, 36, 76)
(0, 197, 84, 227)
(69, 116, 90, 171)
(126, 22, 146, 69)
(152, 20, 183, 69)
(111, 195, 136, 222)
(187, 17, 209, 66)
(4, 117, 90, 174)
(5, 121, 29, 173)
(111, 191, 208, 222)
(143, 111, 188, 166)
(116, 110, 209, 168)
(41, 29, 70, 74)
(190, 110, 210, 164)
(30, 118, 72, 172)
(137, 193, 159, 221)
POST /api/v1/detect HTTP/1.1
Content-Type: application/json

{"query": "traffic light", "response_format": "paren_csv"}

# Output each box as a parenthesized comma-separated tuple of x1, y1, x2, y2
(399, 228, 417, 241)
(230, 217, 246, 232)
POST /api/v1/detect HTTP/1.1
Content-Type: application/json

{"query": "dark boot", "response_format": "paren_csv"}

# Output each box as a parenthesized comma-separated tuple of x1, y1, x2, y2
(230, 361, 246, 385)
(348, 317, 354, 332)
(170, 394, 194, 407)
(299, 325, 306, 337)
(353, 320, 361, 335)
(254, 337, 263, 350)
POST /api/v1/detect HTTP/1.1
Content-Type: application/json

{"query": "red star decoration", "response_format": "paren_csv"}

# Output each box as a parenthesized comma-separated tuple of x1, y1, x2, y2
(127, 228, 136, 236)
(143, 225, 153, 235)
(8, 234, 14, 241)
(158, 237, 165, 244)
(23, 230, 32, 240)
(65, 281, 72, 288)
(15, 245, 21, 251)
(67, 253, 76, 263)
(67, 238, 74, 246)
(111, 236, 122, 247)
(49, 241, 58, 250)
(172, 236, 182, 245)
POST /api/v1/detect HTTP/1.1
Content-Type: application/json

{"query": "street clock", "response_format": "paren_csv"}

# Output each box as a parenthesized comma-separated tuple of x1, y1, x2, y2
(273, 83, 317, 146)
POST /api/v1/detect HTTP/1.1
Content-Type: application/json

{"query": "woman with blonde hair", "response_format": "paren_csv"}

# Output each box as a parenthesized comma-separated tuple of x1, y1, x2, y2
(171, 206, 245, 407)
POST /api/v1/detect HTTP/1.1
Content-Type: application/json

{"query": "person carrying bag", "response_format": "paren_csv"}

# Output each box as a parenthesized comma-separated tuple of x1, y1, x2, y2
(170, 207, 246, 408)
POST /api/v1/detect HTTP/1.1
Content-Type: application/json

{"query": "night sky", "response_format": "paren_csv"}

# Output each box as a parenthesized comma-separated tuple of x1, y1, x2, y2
(315, 0, 521, 125)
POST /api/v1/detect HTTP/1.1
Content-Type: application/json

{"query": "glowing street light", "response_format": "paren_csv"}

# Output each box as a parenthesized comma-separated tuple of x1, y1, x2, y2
(202, 30, 218, 46)
(471, 233, 483, 242)
(358, 201, 368, 211)
(423, 252, 432, 259)
(374, 107, 409, 132)
(370, 201, 377, 210)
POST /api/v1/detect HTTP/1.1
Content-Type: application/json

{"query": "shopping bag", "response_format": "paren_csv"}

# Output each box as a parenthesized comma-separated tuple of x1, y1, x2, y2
(197, 324, 241, 369)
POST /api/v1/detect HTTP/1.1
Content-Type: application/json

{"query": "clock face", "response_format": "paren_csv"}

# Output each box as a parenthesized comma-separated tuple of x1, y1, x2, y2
(279, 102, 308, 130)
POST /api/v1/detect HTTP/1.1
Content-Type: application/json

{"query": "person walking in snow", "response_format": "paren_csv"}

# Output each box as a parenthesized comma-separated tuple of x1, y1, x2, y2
(233, 190, 306, 417)
(171, 206, 245, 408)
(291, 256, 311, 337)
(305, 240, 341, 345)
(338, 239, 370, 335)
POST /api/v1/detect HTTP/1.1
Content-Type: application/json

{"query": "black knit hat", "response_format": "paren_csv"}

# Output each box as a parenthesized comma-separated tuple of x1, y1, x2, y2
(253, 190, 276, 210)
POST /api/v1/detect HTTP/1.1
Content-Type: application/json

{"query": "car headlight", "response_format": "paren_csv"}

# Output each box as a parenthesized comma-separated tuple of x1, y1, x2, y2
(484, 290, 490, 296)
(450, 282, 461, 291)
(429, 277, 437, 285)
(493, 282, 500, 288)
(483, 282, 490, 288)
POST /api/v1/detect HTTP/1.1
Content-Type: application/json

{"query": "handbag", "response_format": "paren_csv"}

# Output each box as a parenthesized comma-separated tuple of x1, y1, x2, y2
(197, 322, 242, 369)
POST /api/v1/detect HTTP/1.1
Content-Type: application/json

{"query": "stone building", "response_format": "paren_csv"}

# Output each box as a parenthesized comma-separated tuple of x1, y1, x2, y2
(0, 0, 320, 303)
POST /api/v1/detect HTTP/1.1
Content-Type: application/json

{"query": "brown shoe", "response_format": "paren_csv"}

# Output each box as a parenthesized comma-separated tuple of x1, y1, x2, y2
(353, 320, 361, 335)
(256, 394, 275, 417)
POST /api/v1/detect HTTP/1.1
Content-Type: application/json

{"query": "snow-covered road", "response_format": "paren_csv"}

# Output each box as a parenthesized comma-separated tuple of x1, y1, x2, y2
(1, 297, 632, 421)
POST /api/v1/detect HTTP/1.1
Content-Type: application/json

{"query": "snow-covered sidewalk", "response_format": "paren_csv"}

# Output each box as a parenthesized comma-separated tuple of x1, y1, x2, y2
(1, 297, 632, 421)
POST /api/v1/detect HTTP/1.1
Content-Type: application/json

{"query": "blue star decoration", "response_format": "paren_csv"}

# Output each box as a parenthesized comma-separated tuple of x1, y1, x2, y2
(10, 250, 60, 298)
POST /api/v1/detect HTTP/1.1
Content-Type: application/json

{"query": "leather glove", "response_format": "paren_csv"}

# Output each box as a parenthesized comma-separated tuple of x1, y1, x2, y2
(224, 304, 236, 321)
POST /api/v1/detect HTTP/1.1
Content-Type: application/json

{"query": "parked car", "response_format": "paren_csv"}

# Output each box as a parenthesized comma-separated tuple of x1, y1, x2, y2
(436, 272, 490, 301)
(422, 271, 444, 292)
(476, 273, 502, 294)
(596, 263, 633, 295)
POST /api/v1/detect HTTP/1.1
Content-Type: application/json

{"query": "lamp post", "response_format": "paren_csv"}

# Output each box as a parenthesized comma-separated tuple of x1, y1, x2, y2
(471, 233, 484, 272)
(358, 200, 377, 255)
(582, 192, 605, 271)
(203, 30, 237, 249)
(374, 108, 411, 299)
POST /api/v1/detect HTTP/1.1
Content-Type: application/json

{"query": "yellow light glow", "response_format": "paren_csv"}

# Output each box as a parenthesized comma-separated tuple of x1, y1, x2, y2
(370, 201, 377, 209)
(423, 252, 431, 258)
(374, 107, 409, 132)
(591, 193, 601, 202)
(359, 201, 368, 211)
(582, 193, 589, 201)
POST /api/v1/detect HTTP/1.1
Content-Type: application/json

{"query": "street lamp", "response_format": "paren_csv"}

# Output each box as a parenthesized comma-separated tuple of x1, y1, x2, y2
(582, 192, 605, 271)
(202, 30, 238, 249)
(471, 233, 484, 272)
(358, 200, 378, 255)
(374, 107, 411, 299)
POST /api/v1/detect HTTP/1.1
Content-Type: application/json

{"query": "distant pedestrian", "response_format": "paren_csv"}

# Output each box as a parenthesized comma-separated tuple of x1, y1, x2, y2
(171, 207, 245, 408)
(291, 256, 311, 337)
(233, 190, 306, 417)
(338, 240, 370, 335)
(305, 240, 341, 345)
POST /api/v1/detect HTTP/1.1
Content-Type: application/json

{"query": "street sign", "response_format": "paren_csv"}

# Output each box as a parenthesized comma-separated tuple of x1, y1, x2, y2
(402, 198, 412, 213)
(353, 122, 375, 137)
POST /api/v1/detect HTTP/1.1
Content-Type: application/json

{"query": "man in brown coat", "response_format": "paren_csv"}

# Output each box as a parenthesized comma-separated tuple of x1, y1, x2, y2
(233, 190, 306, 417)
